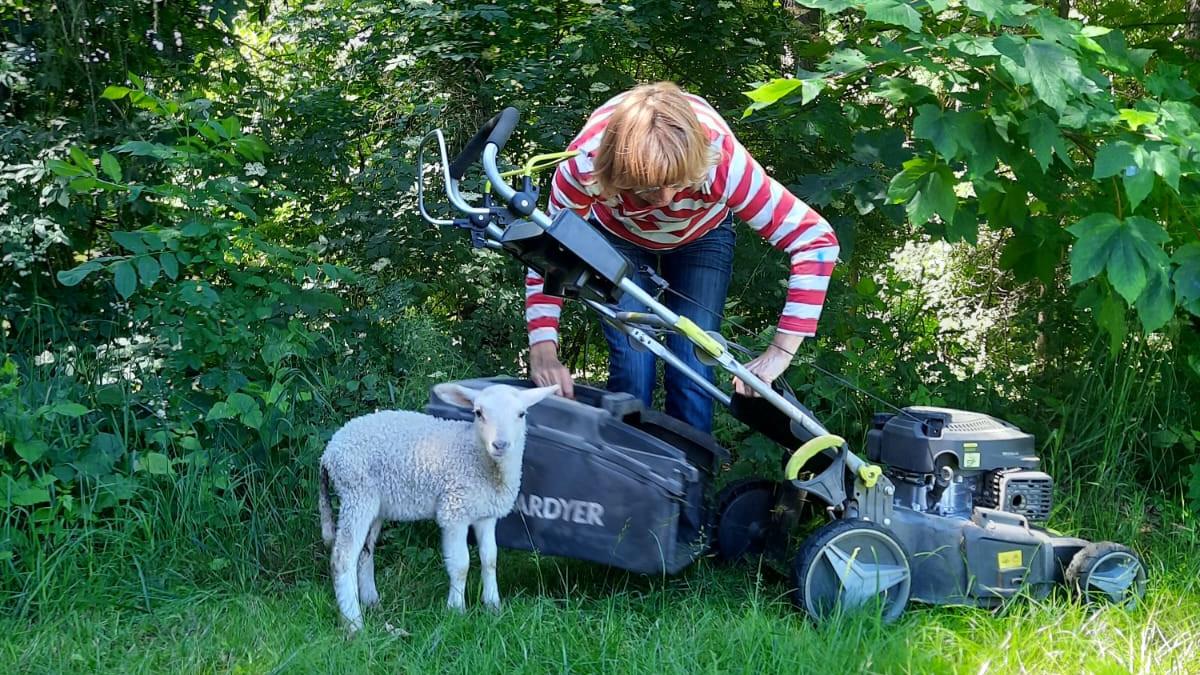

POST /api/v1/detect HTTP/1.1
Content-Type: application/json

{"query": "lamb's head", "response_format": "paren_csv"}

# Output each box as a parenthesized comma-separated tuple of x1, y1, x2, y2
(434, 383, 559, 461)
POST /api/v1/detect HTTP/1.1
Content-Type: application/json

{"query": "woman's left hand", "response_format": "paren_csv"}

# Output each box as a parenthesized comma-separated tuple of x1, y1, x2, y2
(733, 334, 804, 397)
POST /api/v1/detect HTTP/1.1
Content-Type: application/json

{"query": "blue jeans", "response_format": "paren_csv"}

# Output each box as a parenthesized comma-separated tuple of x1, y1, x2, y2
(598, 217, 736, 434)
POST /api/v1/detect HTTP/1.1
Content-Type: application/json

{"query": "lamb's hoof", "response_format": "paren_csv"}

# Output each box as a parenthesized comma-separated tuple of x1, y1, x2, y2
(483, 595, 502, 613)
(360, 590, 380, 607)
(342, 619, 364, 639)
(384, 621, 411, 637)
(446, 599, 466, 613)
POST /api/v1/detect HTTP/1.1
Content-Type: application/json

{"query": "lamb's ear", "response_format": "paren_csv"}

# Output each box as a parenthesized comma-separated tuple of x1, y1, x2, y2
(434, 383, 478, 409)
(519, 384, 560, 408)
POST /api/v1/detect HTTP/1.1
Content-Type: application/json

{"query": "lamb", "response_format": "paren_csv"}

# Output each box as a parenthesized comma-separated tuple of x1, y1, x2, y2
(318, 382, 558, 633)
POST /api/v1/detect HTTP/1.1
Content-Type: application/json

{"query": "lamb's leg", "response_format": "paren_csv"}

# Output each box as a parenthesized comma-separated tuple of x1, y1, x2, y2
(331, 499, 378, 633)
(472, 517, 501, 611)
(440, 521, 470, 612)
(358, 517, 383, 607)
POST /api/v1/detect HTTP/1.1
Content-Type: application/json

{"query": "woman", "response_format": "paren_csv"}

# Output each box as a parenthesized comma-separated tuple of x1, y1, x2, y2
(526, 82, 839, 434)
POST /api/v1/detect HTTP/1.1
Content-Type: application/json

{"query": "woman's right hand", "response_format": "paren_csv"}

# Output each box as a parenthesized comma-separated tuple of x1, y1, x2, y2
(530, 341, 575, 399)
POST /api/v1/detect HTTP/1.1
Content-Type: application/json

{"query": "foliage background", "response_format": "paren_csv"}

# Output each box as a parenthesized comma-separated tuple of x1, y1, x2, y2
(1, 0, 1198, 671)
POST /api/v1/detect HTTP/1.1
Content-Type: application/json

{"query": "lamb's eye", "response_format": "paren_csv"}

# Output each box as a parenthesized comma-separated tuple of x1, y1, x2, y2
(473, 409, 483, 419)
(518, 411, 526, 419)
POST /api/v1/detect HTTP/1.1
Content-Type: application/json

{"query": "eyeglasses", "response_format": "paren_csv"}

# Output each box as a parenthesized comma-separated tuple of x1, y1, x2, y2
(630, 183, 689, 197)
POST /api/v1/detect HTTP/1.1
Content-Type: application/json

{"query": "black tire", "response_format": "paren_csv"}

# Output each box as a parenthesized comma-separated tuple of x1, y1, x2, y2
(791, 518, 911, 623)
(709, 478, 780, 563)
(1065, 541, 1147, 608)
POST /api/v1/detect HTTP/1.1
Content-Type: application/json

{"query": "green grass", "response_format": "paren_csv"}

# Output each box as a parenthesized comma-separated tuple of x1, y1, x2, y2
(1, 468, 1197, 675)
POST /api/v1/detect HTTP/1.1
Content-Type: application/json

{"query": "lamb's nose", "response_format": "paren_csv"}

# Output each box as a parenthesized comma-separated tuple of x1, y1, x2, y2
(492, 440, 510, 451)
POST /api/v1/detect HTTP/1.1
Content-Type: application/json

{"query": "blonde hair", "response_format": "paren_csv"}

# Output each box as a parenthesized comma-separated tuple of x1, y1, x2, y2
(592, 82, 716, 197)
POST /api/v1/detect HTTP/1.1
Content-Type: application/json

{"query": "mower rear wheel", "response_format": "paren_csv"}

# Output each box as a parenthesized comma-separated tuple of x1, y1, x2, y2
(791, 519, 911, 623)
(1065, 542, 1147, 608)
(710, 479, 780, 563)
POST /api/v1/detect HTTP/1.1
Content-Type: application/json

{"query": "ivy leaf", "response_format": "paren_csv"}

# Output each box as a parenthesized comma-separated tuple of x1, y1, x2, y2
(1136, 267, 1175, 333)
(1067, 214, 1170, 303)
(112, 261, 138, 299)
(1174, 244, 1200, 316)
(863, 0, 922, 33)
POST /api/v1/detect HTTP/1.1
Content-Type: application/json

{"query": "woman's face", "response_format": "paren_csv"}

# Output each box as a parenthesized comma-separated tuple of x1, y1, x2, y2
(625, 185, 683, 209)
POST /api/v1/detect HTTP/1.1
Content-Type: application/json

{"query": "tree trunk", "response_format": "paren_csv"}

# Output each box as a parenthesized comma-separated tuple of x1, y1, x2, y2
(1188, 0, 1200, 54)
(1058, 0, 1071, 19)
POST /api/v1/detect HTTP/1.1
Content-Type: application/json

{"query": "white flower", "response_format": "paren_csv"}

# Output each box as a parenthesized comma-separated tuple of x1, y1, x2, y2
(34, 350, 55, 366)
(244, 162, 267, 177)
(370, 258, 391, 272)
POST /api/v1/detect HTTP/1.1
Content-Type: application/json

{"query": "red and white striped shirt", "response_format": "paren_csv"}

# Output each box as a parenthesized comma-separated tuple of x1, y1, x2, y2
(526, 91, 839, 346)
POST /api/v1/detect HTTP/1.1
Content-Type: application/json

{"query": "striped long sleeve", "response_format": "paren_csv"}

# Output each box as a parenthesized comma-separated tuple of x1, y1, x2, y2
(710, 132, 840, 337)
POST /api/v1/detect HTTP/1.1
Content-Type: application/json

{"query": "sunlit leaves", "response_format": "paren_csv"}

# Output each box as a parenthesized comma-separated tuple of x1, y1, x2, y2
(1068, 213, 1169, 305)
(887, 157, 957, 226)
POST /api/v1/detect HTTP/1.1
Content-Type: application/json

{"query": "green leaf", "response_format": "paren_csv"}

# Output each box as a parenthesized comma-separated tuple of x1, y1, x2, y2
(112, 261, 138, 299)
(889, 159, 957, 226)
(796, 0, 856, 10)
(1068, 214, 1170, 303)
(863, 0, 922, 32)
(1093, 141, 1134, 179)
(14, 439, 49, 463)
(160, 252, 179, 280)
(136, 256, 160, 286)
(1123, 148, 1155, 212)
(100, 152, 122, 182)
(745, 78, 802, 105)
(823, 48, 869, 74)
(1136, 267, 1175, 332)
(1117, 109, 1158, 131)
(69, 147, 96, 175)
(1023, 40, 1083, 114)
(100, 85, 131, 100)
(50, 402, 90, 417)
(46, 159, 86, 177)
(1145, 143, 1180, 192)
(57, 261, 103, 287)
(11, 484, 51, 507)
(1174, 244, 1200, 315)
(913, 105, 959, 159)
(206, 401, 236, 421)
(800, 79, 825, 105)
(228, 392, 257, 416)
(142, 452, 173, 476)
(110, 231, 147, 254)
(1020, 113, 1073, 172)
(965, 0, 1006, 21)
(1097, 288, 1128, 356)
(1146, 63, 1198, 100)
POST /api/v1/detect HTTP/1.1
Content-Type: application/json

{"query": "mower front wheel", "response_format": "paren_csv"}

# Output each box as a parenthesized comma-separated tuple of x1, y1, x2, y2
(791, 519, 912, 623)
(1065, 541, 1147, 608)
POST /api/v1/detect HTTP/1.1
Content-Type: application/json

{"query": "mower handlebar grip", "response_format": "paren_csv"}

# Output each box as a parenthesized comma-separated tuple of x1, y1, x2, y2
(448, 107, 520, 181)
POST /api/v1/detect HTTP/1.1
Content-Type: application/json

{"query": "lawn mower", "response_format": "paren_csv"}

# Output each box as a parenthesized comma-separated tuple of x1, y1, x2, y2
(415, 107, 1148, 621)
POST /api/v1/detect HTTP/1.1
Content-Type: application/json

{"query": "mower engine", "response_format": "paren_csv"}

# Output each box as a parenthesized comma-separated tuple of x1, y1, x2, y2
(866, 408, 1053, 522)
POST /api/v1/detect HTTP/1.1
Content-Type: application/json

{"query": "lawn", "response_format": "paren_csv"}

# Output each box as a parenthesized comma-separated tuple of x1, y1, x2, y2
(2, 474, 1197, 675)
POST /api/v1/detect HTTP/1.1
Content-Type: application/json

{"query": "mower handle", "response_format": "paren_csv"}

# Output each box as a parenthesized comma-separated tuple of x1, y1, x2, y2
(448, 107, 521, 181)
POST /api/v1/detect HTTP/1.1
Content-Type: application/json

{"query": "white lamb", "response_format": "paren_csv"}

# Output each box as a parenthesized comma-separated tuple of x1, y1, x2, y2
(318, 382, 558, 633)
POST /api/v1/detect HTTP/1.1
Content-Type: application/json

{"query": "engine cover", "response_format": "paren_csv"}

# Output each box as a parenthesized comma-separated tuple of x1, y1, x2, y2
(867, 407, 1038, 474)
(979, 469, 1054, 523)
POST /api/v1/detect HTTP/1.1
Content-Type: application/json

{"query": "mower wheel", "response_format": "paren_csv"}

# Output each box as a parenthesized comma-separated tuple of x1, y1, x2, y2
(709, 479, 780, 563)
(791, 519, 911, 623)
(1065, 542, 1147, 608)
